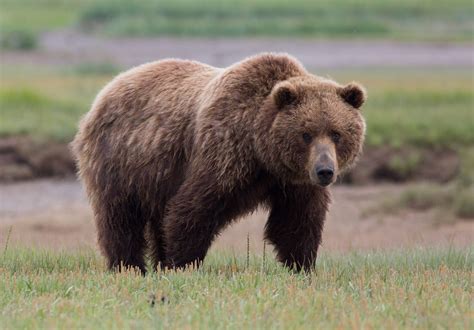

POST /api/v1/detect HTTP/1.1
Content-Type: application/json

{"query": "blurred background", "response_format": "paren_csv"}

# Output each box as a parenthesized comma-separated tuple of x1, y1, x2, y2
(0, 0, 472, 252)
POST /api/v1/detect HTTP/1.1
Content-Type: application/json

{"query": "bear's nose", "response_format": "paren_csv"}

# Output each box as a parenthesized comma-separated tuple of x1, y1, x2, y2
(316, 167, 334, 186)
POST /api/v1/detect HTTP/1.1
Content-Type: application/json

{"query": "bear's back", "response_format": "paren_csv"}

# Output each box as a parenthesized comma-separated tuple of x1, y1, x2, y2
(89, 59, 218, 123)
(72, 59, 219, 191)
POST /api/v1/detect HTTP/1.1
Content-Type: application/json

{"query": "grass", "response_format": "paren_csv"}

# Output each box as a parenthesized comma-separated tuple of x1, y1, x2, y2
(0, 70, 110, 141)
(0, 0, 89, 33)
(0, 89, 84, 141)
(0, 0, 472, 41)
(78, 0, 474, 41)
(69, 62, 121, 76)
(0, 247, 471, 328)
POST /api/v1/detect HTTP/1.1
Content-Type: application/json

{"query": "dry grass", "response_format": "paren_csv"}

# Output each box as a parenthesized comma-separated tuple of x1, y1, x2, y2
(0, 247, 471, 329)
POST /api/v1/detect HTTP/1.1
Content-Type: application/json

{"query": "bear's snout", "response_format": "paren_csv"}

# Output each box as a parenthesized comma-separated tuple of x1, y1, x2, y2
(308, 137, 338, 187)
(315, 165, 334, 186)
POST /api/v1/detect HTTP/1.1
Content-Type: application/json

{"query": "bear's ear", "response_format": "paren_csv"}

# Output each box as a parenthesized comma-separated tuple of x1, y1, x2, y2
(340, 82, 366, 109)
(273, 83, 299, 109)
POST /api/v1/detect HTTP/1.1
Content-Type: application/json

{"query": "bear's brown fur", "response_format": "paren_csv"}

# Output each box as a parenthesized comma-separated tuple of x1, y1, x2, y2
(72, 53, 366, 273)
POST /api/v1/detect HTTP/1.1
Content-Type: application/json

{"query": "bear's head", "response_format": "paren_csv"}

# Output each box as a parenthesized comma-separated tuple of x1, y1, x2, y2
(255, 76, 366, 187)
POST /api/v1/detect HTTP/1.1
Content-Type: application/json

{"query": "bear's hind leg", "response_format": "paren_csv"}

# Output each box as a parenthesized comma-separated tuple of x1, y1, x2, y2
(95, 195, 148, 275)
(162, 177, 235, 269)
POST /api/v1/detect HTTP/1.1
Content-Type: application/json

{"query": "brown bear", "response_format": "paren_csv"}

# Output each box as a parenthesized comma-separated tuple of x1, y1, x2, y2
(72, 53, 366, 274)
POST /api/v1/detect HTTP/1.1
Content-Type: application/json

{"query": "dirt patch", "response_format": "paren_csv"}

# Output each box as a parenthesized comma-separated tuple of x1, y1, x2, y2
(0, 136, 461, 184)
(0, 181, 471, 253)
(0, 136, 75, 182)
(2, 31, 474, 69)
(343, 146, 460, 184)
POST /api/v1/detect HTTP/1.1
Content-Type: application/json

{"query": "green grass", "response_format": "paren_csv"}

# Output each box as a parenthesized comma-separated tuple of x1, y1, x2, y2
(0, 70, 110, 141)
(0, 0, 472, 41)
(0, 89, 83, 141)
(0, 247, 471, 328)
(0, 0, 89, 33)
(79, 0, 474, 41)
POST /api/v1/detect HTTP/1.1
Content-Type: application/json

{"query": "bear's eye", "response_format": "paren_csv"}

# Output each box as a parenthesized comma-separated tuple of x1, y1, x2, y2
(302, 133, 312, 144)
(331, 131, 341, 144)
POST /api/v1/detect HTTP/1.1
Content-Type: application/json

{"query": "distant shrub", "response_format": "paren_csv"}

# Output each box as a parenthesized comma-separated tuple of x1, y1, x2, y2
(399, 184, 453, 211)
(454, 188, 474, 219)
(372, 178, 473, 221)
(458, 149, 474, 187)
(0, 30, 37, 50)
(387, 152, 422, 180)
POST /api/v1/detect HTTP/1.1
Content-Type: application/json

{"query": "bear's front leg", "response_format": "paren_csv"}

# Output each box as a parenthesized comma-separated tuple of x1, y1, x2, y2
(265, 184, 330, 272)
(162, 174, 232, 269)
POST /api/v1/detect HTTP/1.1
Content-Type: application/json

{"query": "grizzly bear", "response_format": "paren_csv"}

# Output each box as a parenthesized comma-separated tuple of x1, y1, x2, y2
(72, 53, 366, 274)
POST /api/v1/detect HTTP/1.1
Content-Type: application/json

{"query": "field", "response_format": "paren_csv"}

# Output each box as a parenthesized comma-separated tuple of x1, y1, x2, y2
(1, 247, 471, 328)
(1, 0, 473, 42)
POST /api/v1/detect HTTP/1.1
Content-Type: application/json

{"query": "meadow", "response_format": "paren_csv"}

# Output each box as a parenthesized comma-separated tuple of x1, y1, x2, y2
(1, 247, 471, 329)
(1, 0, 473, 45)
(1, 1, 472, 328)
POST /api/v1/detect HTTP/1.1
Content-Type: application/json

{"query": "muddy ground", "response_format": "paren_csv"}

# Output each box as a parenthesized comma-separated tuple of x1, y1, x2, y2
(0, 136, 461, 184)
(0, 179, 471, 254)
(2, 30, 473, 70)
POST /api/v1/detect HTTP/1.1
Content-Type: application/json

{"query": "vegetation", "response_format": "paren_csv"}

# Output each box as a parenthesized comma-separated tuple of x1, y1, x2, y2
(0, 88, 83, 141)
(0, 0, 472, 40)
(453, 188, 474, 218)
(397, 183, 474, 219)
(369, 148, 474, 220)
(78, 0, 473, 40)
(367, 189, 468, 222)
(70, 62, 120, 76)
(0, 30, 37, 50)
(0, 0, 85, 33)
(0, 247, 471, 328)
